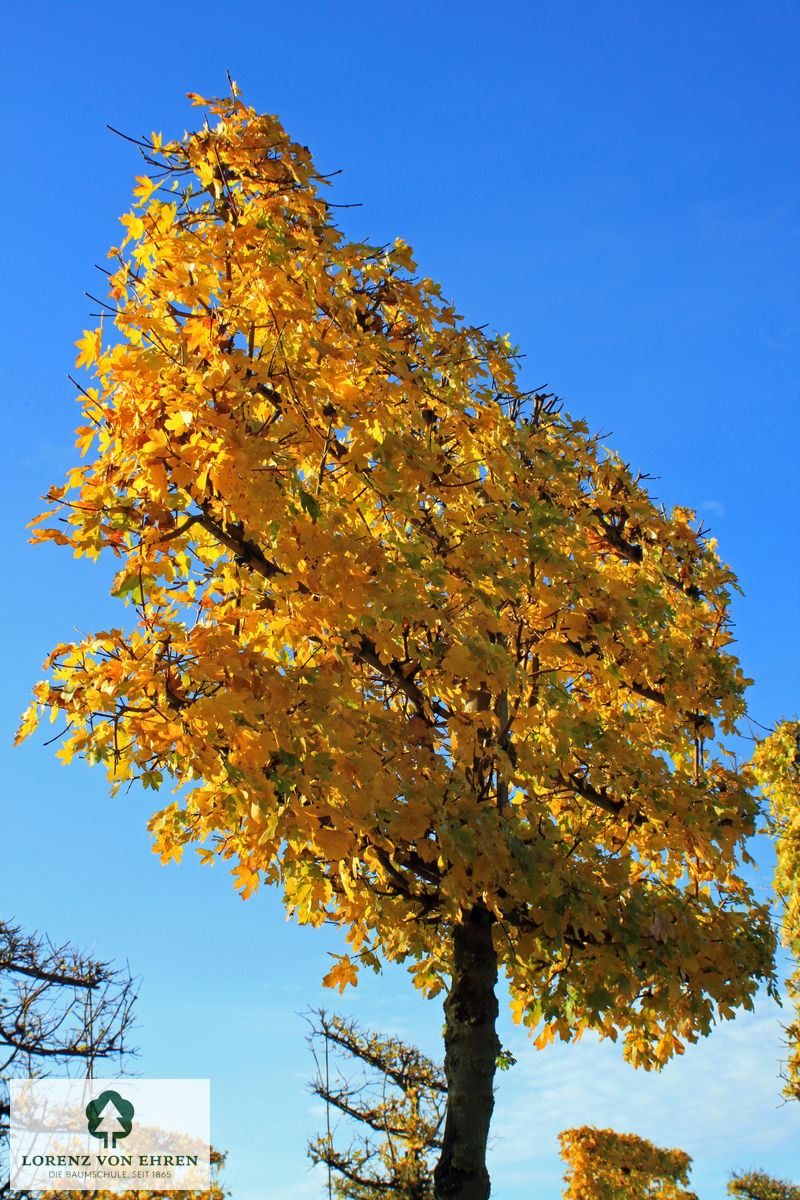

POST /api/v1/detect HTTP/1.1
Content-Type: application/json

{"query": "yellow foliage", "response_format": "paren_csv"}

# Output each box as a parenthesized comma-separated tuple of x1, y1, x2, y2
(322, 953, 360, 994)
(18, 88, 777, 1067)
(559, 1126, 696, 1200)
(752, 720, 800, 1102)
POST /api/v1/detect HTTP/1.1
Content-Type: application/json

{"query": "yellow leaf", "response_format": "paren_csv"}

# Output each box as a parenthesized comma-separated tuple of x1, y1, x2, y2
(75, 328, 102, 369)
(322, 954, 359, 994)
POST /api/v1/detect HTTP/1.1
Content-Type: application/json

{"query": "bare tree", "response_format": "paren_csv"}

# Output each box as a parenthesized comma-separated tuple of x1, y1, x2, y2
(0, 918, 138, 1198)
(307, 1009, 446, 1200)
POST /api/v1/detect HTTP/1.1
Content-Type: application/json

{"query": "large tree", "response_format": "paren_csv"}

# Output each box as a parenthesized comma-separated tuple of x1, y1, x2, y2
(18, 86, 777, 1200)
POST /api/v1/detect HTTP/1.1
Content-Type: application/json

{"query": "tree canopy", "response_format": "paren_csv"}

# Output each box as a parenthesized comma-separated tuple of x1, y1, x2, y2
(728, 1168, 800, 1200)
(752, 720, 800, 1101)
(17, 84, 778, 1199)
(558, 1126, 697, 1200)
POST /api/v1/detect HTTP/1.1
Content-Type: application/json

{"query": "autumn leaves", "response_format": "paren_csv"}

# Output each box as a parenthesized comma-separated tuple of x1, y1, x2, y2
(16, 87, 786, 1199)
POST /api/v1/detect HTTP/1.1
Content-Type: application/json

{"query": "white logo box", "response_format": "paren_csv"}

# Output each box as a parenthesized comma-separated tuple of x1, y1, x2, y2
(10, 1078, 210, 1192)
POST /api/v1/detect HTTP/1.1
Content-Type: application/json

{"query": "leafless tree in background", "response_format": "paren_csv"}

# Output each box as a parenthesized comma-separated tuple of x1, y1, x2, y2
(306, 1009, 446, 1200)
(0, 918, 138, 1197)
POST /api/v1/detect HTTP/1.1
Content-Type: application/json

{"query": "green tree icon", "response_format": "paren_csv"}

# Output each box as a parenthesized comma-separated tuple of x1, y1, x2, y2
(86, 1090, 135, 1149)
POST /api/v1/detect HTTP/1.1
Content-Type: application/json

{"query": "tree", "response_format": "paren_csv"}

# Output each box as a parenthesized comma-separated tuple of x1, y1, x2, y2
(0, 919, 137, 1198)
(751, 720, 800, 1102)
(728, 1169, 800, 1200)
(306, 1009, 445, 1200)
(17, 85, 778, 1200)
(0, 919, 136, 1078)
(558, 1126, 696, 1200)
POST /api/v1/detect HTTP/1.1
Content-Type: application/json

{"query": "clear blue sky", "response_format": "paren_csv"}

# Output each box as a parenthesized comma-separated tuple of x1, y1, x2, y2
(2, 2, 799, 1197)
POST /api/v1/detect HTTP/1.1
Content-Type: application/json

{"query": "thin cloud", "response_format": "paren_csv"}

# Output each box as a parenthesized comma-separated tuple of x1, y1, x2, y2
(488, 993, 799, 1199)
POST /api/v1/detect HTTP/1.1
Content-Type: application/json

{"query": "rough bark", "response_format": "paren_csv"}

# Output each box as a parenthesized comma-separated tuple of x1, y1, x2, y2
(434, 904, 500, 1200)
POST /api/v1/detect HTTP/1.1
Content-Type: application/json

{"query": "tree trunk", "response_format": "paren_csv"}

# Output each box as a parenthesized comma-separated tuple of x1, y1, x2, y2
(434, 903, 500, 1200)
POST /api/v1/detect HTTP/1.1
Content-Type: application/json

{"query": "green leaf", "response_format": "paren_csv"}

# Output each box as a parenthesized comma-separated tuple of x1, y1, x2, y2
(299, 489, 320, 522)
(111, 572, 144, 603)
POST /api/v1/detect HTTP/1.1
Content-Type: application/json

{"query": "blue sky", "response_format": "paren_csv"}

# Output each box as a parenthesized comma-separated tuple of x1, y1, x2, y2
(2, 2, 799, 1197)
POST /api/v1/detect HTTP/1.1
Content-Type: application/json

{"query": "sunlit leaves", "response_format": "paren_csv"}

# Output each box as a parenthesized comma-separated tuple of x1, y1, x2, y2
(322, 954, 359, 995)
(559, 1126, 697, 1200)
(18, 88, 777, 1070)
(728, 1168, 800, 1200)
(752, 721, 800, 1102)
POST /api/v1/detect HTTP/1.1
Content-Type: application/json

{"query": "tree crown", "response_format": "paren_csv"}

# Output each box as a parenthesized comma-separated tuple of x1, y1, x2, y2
(559, 1126, 697, 1200)
(752, 720, 800, 1101)
(18, 87, 776, 1068)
